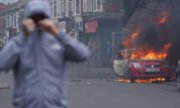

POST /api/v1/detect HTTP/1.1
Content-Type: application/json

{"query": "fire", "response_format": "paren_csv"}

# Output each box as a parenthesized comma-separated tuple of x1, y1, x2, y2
(122, 30, 172, 60)
(122, 10, 171, 61)
(118, 9, 171, 84)
(135, 78, 166, 83)
(115, 78, 131, 83)
(122, 31, 139, 49)
(159, 17, 167, 25)
(129, 43, 172, 60)
(115, 77, 166, 83)
(159, 11, 168, 25)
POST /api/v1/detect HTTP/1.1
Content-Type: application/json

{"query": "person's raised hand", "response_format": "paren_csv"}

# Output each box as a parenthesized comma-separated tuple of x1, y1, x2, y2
(39, 19, 59, 36)
(22, 19, 35, 36)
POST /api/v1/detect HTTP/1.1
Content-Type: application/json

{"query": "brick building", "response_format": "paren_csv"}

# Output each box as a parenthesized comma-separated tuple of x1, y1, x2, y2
(77, 0, 125, 67)
(0, 0, 125, 67)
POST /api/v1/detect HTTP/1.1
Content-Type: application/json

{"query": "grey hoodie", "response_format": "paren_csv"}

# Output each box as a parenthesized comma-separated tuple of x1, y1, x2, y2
(0, 0, 89, 108)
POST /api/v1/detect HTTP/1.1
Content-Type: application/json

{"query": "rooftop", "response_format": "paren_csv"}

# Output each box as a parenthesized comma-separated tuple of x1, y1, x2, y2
(0, 0, 26, 14)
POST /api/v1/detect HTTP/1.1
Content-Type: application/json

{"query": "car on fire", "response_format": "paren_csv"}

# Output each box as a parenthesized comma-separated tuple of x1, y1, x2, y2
(113, 49, 171, 82)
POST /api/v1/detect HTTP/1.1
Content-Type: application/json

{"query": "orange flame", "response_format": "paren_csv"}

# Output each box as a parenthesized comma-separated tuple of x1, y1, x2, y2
(135, 78, 166, 83)
(119, 10, 171, 84)
(122, 31, 139, 48)
(115, 77, 166, 83)
(159, 17, 167, 25)
(122, 10, 171, 60)
(159, 11, 168, 25)
(115, 78, 131, 83)
(122, 31, 172, 60)
(129, 43, 172, 60)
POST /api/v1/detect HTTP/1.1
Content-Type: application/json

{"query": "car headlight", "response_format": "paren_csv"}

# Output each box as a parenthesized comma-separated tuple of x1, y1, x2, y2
(133, 62, 142, 69)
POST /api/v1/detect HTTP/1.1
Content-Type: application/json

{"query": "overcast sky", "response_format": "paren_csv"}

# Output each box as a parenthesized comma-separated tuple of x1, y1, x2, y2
(0, 0, 18, 4)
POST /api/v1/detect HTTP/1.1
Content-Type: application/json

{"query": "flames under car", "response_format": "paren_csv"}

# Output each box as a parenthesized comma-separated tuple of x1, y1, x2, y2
(113, 50, 171, 82)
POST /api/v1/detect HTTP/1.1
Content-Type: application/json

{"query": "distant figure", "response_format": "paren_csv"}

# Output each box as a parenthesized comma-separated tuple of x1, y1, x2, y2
(107, 41, 112, 59)
(0, 0, 89, 108)
(177, 60, 180, 77)
(91, 41, 98, 67)
(177, 60, 180, 91)
(106, 41, 112, 66)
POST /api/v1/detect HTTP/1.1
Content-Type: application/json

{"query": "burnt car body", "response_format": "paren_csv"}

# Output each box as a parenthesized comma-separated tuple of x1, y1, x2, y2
(113, 50, 171, 82)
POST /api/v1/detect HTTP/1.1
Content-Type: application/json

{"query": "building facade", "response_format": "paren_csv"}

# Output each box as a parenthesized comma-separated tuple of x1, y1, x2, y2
(78, 0, 125, 67)
(48, 0, 74, 33)
(0, 0, 27, 38)
(0, 0, 125, 67)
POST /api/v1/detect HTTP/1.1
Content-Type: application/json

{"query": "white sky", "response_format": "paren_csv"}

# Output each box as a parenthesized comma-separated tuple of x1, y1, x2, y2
(0, 0, 18, 4)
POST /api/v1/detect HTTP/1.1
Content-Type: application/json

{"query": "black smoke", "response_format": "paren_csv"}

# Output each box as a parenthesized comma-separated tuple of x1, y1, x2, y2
(124, 0, 180, 65)
(167, 1, 180, 65)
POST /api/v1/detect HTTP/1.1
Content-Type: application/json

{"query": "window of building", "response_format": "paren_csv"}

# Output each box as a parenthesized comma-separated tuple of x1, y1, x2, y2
(0, 17, 1, 27)
(54, 4, 57, 17)
(97, 0, 101, 10)
(74, 0, 81, 15)
(11, 14, 13, 27)
(14, 14, 16, 27)
(67, 0, 73, 16)
(19, 10, 24, 26)
(52, 0, 57, 17)
(83, 0, 93, 12)
(58, 0, 65, 16)
(6, 16, 7, 28)
(93, 0, 102, 12)
(6, 16, 8, 28)
(6, 15, 9, 28)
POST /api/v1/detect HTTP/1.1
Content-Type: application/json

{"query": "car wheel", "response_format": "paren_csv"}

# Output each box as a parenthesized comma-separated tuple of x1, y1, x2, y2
(165, 77, 170, 82)
(129, 71, 135, 82)
(124, 69, 135, 82)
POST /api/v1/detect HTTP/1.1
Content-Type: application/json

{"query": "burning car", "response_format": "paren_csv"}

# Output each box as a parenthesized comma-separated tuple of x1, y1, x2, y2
(114, 5, 177, 83)
(113, 49, 171, 82)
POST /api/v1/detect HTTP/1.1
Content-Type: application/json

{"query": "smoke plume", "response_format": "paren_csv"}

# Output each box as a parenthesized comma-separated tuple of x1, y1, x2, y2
(124, 0, 180, 65)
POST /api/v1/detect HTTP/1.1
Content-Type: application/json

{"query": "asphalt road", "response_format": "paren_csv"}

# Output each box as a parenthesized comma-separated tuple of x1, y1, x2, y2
(0, 67, 180, 108)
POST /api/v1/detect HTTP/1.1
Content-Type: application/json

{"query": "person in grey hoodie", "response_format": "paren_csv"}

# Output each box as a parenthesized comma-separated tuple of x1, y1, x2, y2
(0, 0, 89, 108)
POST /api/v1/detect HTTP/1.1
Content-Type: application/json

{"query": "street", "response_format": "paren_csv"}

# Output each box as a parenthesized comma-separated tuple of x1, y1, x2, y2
(0, 67, 179, 108)
(1, 0, 180, 108)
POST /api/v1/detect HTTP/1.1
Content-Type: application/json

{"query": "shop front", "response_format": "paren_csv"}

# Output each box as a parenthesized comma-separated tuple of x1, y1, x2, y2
(80, 18, 123, 67)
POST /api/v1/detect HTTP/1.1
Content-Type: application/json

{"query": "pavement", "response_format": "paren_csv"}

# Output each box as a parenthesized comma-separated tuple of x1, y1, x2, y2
(0, 67, 180, 108)
(0, 73, 11, 89)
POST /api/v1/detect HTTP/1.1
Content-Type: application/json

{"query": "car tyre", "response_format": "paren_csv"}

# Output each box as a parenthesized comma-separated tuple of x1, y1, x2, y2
(129, 71, 135, 82)
(165, 77, 170, 82)
(124, 69, 135, 82)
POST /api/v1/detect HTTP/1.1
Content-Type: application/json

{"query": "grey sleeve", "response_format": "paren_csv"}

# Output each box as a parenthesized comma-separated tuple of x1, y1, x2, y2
(0, 36, 23, 71)
(56, 32, 90, 62)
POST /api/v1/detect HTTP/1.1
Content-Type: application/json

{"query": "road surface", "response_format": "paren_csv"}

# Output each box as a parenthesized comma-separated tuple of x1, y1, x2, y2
(0, 67, 179, 108)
